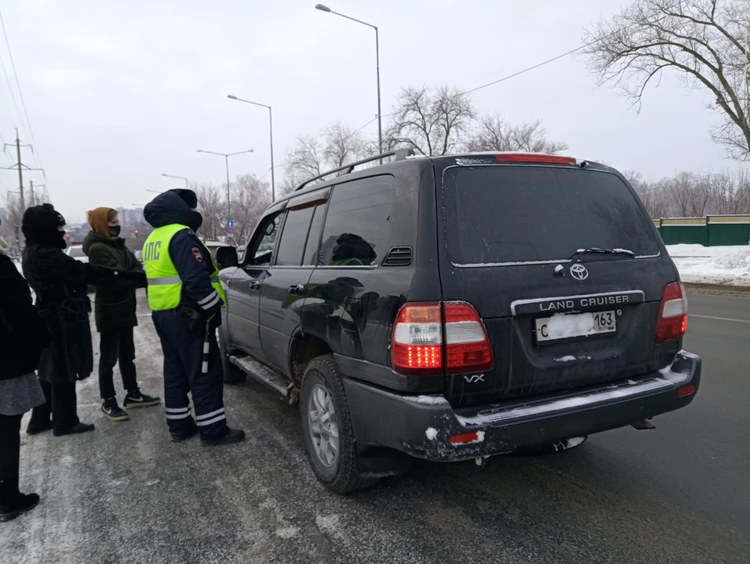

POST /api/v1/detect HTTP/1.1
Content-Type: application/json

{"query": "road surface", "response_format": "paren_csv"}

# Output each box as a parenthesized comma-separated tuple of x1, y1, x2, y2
(1, 290, 748, 564)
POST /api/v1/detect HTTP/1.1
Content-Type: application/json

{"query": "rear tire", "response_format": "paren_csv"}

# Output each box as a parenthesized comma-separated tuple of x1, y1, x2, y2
(300, 355, 377, 494)
(218, 328, 246, 385)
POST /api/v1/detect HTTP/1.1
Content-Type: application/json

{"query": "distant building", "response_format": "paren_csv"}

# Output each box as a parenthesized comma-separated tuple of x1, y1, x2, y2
(117, 208, 145, 227)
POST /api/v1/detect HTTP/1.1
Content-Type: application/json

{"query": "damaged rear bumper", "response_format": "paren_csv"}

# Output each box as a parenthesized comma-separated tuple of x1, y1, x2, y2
(343, 350, 701, 462)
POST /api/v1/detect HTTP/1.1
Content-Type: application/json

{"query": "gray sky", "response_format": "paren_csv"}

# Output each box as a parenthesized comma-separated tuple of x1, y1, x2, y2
(1, 0, 747, 224)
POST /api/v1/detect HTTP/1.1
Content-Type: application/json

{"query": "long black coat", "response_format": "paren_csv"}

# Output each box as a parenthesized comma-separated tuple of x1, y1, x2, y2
(0, 254, 49, 380)
(22, 243, 96, 384)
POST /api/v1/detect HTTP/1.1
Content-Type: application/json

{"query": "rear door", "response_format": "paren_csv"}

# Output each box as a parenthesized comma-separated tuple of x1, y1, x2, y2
(436, 158, 678, 407)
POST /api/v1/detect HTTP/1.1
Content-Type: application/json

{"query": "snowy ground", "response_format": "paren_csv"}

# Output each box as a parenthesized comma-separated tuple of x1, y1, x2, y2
(667, 245, 750, 287)
(1, 291, 748, 563)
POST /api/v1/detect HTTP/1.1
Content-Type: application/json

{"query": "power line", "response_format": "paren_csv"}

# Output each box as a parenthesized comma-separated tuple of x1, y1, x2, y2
(460, 44, 592, 96)
(459, 4, 678, 96)
(0, 9, 43, 170)
(0, 49, 28, 141)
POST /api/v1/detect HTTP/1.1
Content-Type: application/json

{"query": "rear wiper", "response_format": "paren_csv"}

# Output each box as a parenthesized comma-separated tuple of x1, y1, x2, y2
(568, 248, 636, 261)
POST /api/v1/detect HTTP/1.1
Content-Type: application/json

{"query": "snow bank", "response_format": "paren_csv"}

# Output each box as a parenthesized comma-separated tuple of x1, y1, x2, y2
(666, 245, 750, 286)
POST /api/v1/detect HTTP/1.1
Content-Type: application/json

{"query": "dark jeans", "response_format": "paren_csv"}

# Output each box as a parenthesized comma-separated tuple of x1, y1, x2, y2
(0, 414, 22, 482)
(28, 379, 79, 432)
(98, 327, 138, 400)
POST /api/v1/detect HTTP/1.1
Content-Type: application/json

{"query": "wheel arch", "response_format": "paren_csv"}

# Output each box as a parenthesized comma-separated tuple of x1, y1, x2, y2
(288, 331, 334, 388)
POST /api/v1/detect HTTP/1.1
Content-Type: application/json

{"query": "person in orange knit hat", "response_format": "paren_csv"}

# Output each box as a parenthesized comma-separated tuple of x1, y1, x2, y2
(83, 207, 159, 421)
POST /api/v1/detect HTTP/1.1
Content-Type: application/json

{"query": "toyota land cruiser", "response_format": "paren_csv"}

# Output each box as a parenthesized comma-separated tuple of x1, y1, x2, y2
(215, 149, 701, 493)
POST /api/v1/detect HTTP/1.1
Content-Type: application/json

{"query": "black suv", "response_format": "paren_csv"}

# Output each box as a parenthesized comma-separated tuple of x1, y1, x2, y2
(216, 149, 701, 493)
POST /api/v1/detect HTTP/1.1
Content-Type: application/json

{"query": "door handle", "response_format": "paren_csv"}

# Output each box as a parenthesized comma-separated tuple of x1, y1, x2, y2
(288, 284, 305, 295)
(249, 280, 261, 290)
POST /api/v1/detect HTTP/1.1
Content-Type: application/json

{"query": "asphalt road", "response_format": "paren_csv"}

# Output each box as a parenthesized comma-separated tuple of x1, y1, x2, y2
(1, 289, 748, 564)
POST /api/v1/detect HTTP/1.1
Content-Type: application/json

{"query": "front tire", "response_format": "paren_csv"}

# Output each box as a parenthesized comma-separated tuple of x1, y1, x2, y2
(218, 328, 246, 385)
(300, 356, 377, 494)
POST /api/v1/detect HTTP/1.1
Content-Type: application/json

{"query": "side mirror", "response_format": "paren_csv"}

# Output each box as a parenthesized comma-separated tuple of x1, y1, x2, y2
(215, 246, 239, 270)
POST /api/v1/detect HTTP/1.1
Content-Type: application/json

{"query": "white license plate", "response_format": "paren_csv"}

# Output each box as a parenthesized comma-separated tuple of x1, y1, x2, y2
(535, 310, 617, 342)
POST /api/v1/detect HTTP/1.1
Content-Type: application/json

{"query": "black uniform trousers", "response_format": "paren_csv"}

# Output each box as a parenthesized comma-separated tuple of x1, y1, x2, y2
(28, 379, 79, 432)
(98, 326, 138, 400)
(152, 309, 227, 439)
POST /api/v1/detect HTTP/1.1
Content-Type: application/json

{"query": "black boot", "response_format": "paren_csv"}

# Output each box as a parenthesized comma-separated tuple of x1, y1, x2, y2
(201, 427, 246, 446)
(26, 420, 53, 436)
(54, 422, 95, 437)
(0, 477, 40, 523)
(171, 421, 199, 443)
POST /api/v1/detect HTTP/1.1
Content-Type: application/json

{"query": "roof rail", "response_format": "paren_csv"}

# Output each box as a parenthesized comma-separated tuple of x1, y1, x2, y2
(295, 148, 415, 192)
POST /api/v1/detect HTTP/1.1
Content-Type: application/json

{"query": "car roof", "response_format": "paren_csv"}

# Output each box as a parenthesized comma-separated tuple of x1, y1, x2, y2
(275, 150, 616, 207)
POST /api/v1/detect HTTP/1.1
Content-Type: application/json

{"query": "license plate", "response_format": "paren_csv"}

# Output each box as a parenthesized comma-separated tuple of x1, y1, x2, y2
(535, 310, 616, 342)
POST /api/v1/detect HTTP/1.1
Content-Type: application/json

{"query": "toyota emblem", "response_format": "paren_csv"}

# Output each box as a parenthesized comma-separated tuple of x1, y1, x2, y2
(570, 263, 589, 281)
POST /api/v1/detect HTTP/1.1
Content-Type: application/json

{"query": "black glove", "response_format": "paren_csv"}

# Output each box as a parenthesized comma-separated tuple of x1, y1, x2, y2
(123, 269, 147, 288)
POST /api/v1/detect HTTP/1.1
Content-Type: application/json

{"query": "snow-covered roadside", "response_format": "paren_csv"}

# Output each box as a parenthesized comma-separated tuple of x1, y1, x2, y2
(666, 245, 750, 287)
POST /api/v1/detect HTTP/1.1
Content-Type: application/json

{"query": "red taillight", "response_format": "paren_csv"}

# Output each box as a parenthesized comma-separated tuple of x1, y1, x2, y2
(494, 153, 577, 165)
(678, 384, 696, 397)
(391, 301, 493, 375)
(655, 281, 688, 343)
(391, 303, 443, 374)
(443, 302, 493, 374)
(450, 432, 480, 445)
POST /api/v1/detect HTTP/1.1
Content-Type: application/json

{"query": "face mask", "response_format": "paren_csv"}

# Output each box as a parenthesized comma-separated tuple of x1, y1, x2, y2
(56, 230, 67, 249)
(109, 225, 121, 237)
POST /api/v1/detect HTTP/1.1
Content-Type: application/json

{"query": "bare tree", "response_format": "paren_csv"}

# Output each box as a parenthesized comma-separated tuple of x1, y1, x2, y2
(231, 174, 272, 245)
(583, 0, 750, 159)
(323, 122, 365, 167)
(466, 114, 568, 153)
(0, 192, 24, 252)
(285, 136, 323, 178)
(196, 183, 224, 241)
(386, 85, 475, 155)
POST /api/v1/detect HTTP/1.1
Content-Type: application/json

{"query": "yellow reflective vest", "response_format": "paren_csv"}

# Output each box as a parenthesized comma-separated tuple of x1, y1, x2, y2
(143, 224, 226, 311)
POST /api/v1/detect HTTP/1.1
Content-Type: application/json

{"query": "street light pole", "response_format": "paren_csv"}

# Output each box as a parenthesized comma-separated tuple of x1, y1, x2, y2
(315, 4, 382, 153)
(227, 95, 276, 200)
(197, 149, 254, 238)
(161, 173, 189, 188)
(224, 155, 231, 226)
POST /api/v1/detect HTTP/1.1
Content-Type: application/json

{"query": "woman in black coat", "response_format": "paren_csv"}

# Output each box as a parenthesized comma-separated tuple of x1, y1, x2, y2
(21, 204, 120, 437)
(0, 244, 47, 521)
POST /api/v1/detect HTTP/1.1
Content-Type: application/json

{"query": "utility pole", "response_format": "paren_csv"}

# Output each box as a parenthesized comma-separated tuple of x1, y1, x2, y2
(29, 180, 34, 207)
(15, 130, 23, 208)
(3, 128, 44, 211)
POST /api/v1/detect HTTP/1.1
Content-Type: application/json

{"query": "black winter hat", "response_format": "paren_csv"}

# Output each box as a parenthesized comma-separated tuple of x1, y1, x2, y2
(170, 189, 198, 209)
(22, 203, 66, 245)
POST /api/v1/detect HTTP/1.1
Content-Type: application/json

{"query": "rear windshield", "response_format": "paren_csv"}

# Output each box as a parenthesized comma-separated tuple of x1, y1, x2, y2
(442, 166, 660, 265)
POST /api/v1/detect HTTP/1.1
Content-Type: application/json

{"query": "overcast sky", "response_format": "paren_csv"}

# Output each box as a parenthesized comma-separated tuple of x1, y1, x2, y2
(1, 0, 747, 224)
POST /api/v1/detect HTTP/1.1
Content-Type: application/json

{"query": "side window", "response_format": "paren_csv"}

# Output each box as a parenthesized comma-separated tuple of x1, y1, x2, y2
(246, 212, 283, 267)
(275, 206, 315, 266)
(319, 176, 395, 266)
(302, 204, 326, 266)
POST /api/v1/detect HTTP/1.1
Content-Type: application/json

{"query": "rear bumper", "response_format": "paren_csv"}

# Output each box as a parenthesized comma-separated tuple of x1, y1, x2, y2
(343, 350, 701, 462)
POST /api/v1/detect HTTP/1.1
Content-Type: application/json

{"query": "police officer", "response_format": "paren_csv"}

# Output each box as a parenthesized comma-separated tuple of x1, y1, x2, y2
(142, 189, 244, 445)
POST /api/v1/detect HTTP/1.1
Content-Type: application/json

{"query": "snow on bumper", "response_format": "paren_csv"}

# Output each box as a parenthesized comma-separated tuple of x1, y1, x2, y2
(344, 351, 701, 462)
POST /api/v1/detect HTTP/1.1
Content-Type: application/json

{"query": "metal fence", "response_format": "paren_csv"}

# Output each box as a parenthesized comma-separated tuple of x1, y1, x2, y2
(653, 215, 750, 246)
